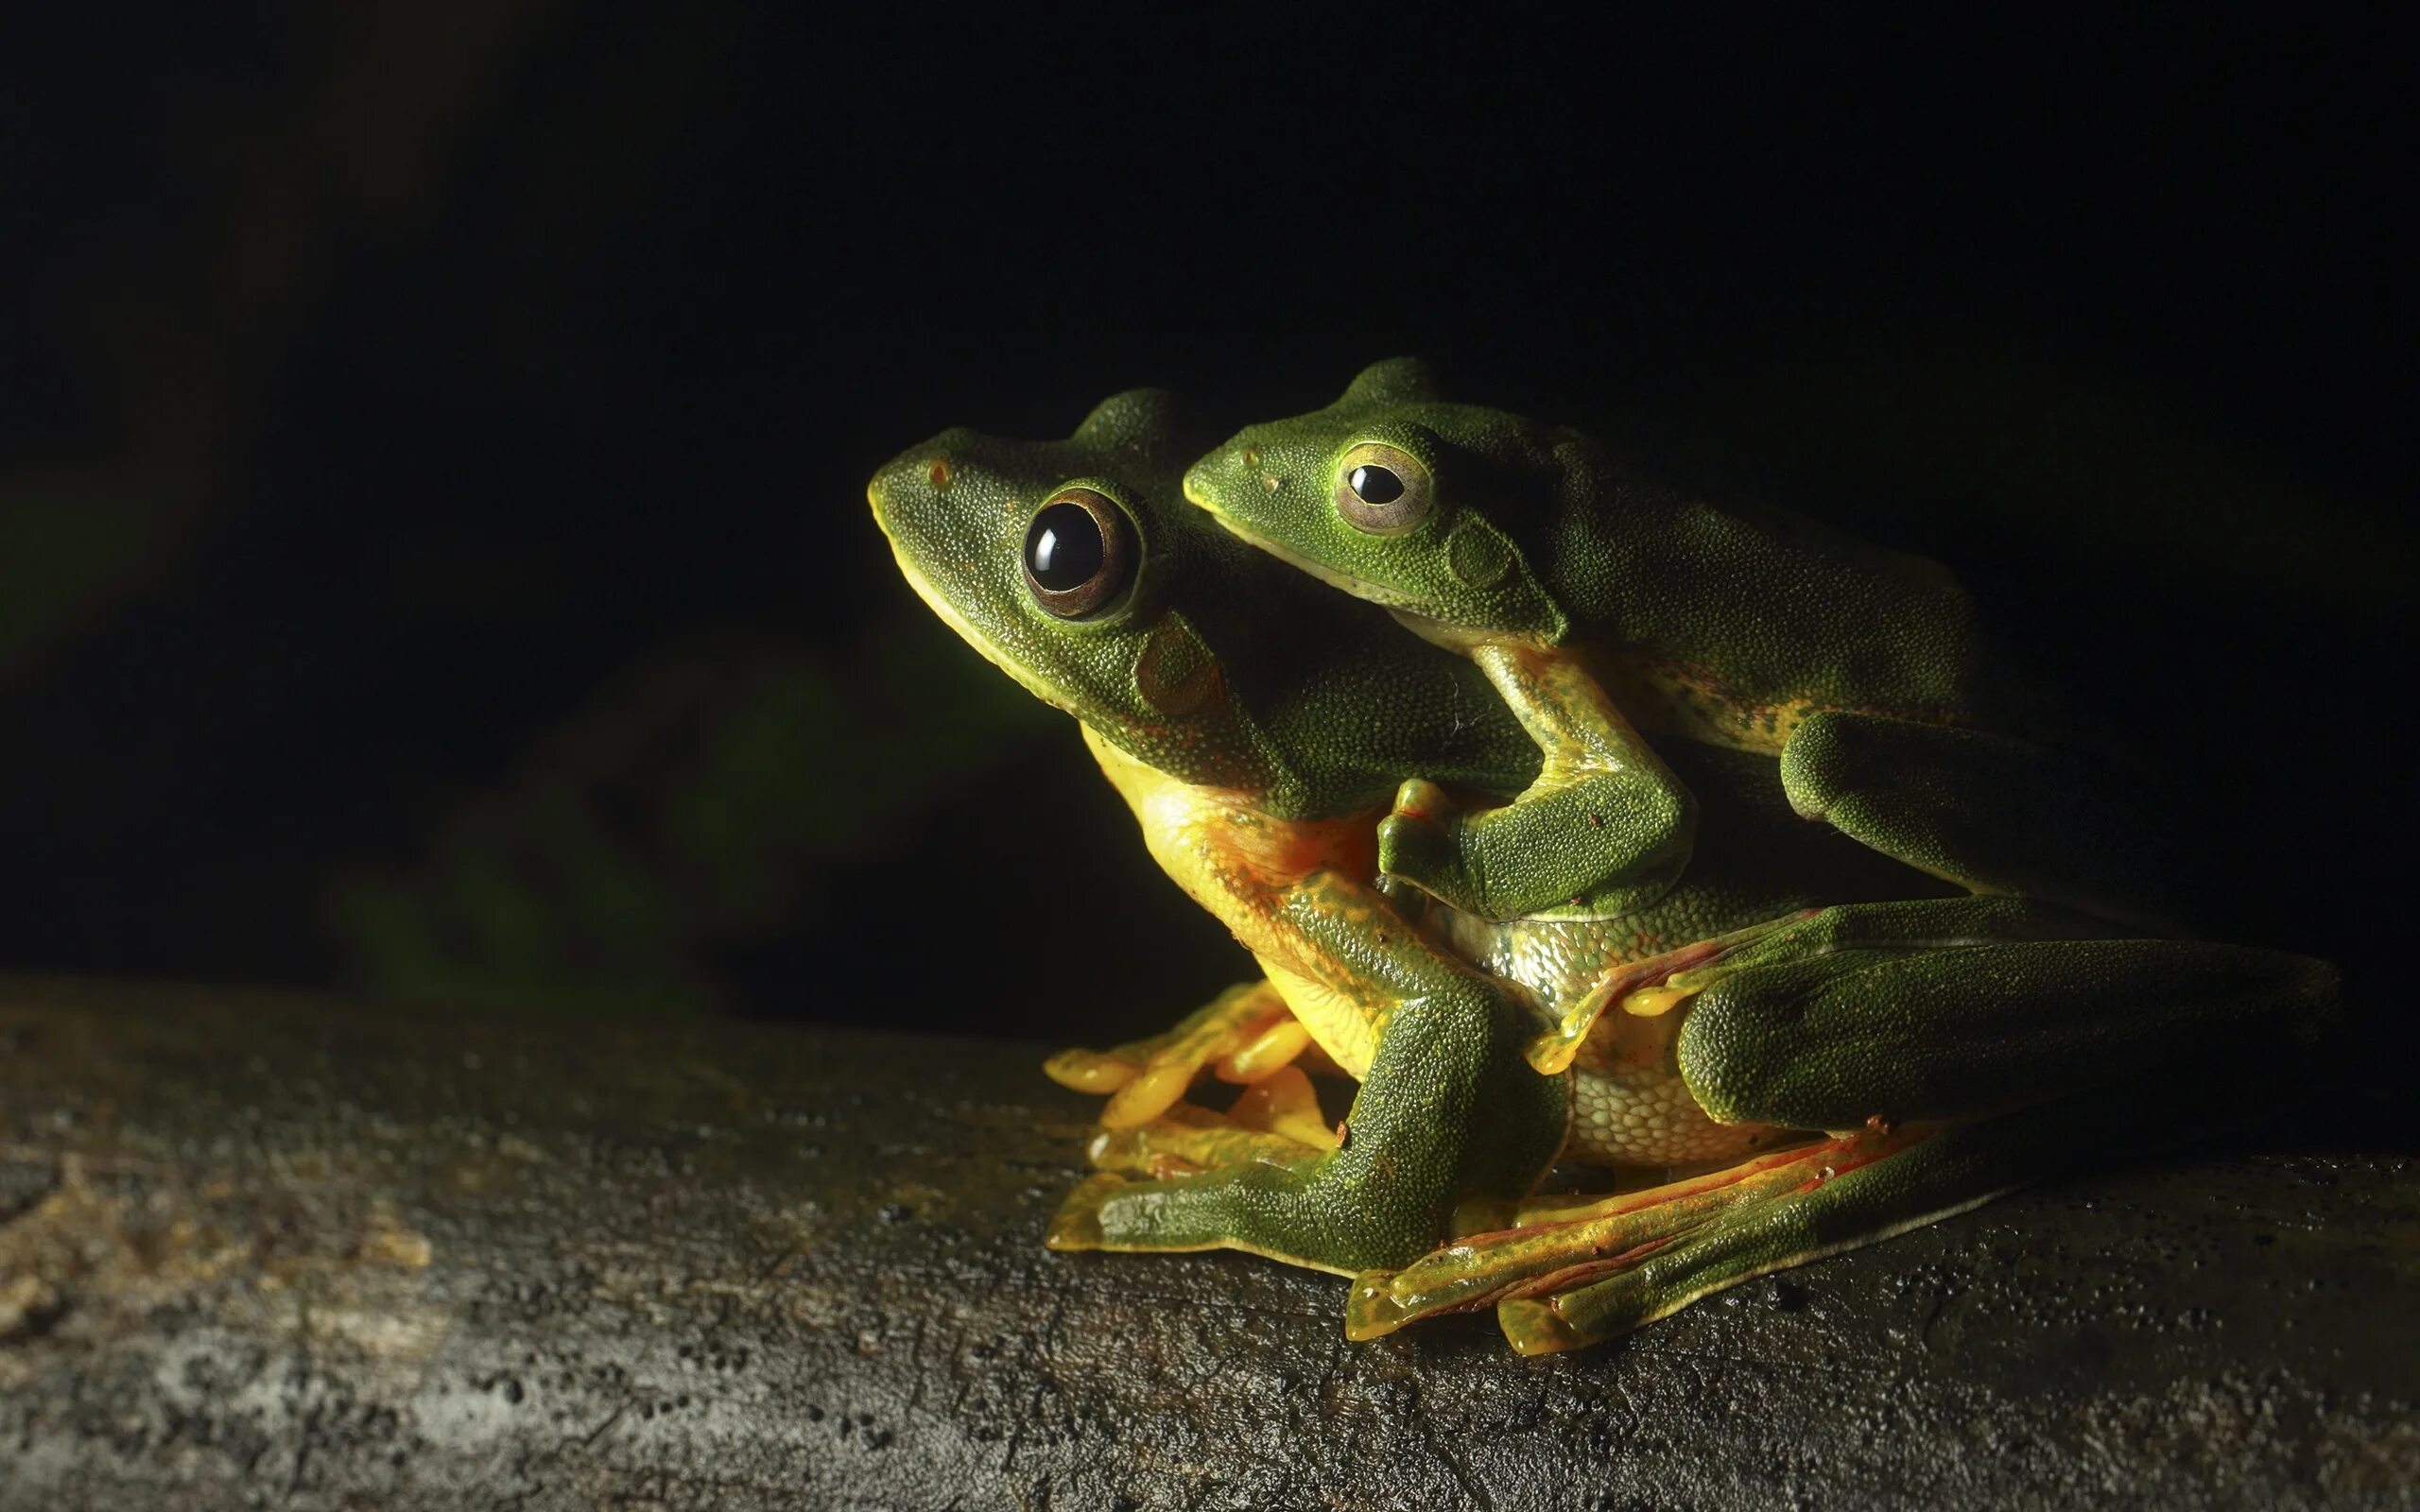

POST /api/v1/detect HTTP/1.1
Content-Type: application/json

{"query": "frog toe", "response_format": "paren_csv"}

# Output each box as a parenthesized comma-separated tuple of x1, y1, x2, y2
(1045, 1173, 1126, 1251)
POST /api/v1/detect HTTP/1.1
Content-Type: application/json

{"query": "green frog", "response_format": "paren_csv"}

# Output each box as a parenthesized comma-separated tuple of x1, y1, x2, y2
(870, 389, 2340, 1353)
(1184, 358, 2186, 935)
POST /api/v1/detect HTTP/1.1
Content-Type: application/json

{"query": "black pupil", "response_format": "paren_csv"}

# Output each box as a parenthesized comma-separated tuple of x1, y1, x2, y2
(1350, 464, 1406, 505)
(1027, 502, 1106, 591)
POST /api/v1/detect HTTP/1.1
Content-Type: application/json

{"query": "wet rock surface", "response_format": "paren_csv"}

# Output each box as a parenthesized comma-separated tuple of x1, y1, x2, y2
(1, 975, 2414, 1510)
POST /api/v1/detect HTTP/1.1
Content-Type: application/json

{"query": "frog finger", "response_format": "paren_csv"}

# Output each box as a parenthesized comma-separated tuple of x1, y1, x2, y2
(1216, 1018, 1313, 1084)
(1081, 1097, 1333, 1181)
(1225, 1065, 1340, 1149)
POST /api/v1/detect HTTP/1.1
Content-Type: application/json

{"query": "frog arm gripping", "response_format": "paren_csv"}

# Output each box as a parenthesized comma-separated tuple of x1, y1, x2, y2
(1379, 642, 1696, 922)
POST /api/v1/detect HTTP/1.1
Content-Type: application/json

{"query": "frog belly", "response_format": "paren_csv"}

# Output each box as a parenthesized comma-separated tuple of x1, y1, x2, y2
(1565, 1058, 1772, 1167)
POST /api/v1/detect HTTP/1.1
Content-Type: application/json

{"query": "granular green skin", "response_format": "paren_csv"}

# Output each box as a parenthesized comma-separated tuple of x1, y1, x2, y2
(873, 385, 2345, 1349)
(1182, 360, 2014, 920)
(1185, 358, 1994, 731)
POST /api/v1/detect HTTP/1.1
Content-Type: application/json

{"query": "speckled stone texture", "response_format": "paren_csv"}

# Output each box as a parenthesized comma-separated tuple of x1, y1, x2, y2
(1, 975, 2414, 1510)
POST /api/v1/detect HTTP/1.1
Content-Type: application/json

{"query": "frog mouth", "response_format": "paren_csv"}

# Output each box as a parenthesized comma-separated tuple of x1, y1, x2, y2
(871, 514, 1080, 721)
(1183, 476, 1508, 651)
(1184, 475, 1435, 615)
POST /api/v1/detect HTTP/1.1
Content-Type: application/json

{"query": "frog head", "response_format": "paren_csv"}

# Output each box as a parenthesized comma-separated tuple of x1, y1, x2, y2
(1183, 359, 1573, 644)
(869, 389, 1303, 802)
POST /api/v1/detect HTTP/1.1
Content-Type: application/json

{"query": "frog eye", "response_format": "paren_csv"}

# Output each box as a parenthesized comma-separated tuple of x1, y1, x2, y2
(1333, 441, 1433, 535)
(1023, 487, 1137, 619)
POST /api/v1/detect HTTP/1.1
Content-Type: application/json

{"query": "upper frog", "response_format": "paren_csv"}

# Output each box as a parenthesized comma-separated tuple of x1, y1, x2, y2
(1183, 357, 1996, 752)
(1169, 359, 2019, 925)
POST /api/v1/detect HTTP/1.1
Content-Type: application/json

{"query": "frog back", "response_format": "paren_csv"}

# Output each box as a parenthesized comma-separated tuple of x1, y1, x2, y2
(1540, 441, 1997, 754)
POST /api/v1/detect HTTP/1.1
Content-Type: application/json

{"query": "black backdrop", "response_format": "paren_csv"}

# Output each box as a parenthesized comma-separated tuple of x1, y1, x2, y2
(1, 10, 2403, 1118)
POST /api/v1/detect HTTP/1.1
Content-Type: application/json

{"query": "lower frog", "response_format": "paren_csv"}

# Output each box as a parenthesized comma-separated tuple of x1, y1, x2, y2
(870, 390, 2342, 1351)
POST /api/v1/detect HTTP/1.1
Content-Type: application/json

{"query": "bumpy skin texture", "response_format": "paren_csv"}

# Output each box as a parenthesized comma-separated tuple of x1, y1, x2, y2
(873, 387, 2343, 1349)
(1183, 358, 2002, 921)
(1185, 358, 1994, 743)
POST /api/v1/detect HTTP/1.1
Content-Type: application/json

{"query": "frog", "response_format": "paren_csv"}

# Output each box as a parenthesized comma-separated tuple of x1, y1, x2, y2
(1181, 358, 2187, 935)
(870, 388, 2341, 1352)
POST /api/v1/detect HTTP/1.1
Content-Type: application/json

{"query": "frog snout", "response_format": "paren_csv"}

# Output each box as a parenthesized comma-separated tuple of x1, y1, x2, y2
(1183, 450, 1253, 514)
(1180, 458, 1216, 508)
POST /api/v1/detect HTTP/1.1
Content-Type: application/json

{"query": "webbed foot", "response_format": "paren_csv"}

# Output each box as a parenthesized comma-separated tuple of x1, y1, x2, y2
(1045, 980, 1309, 1129)
(1346, 1124, 1924, 1343)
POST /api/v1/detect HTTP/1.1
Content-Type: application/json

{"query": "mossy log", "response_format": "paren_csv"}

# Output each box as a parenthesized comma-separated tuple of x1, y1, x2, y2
(1, 976, 2415, 1510)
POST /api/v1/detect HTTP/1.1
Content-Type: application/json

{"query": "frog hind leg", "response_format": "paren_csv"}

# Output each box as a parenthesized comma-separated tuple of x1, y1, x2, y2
(1498, 1096, 2083, 1354)
(1669, 898, 2342, 1134)
(1779, 710, 2189, 933)
(1049, 943, 1569, 1275)
(1352, 897, 2339, 1342)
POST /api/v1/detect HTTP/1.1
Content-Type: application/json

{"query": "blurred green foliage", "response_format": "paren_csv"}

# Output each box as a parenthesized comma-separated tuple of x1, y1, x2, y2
(327, 616, 1052, 1019)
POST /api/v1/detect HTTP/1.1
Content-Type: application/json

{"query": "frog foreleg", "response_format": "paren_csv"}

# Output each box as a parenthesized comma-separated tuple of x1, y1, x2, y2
(1047, 872, 1570, 1274)
(1379, 642, 1696, 922)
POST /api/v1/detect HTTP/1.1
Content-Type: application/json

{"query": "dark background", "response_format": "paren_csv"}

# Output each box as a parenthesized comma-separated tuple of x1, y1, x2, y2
(1, 11, 2403, 1102)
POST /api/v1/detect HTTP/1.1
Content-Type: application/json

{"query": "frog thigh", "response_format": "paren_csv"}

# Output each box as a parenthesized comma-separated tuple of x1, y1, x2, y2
(1671, 900, 2343, 1132)
(1778, 711, 2186, 931)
